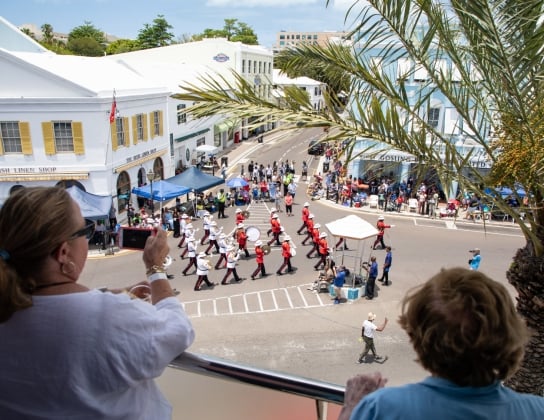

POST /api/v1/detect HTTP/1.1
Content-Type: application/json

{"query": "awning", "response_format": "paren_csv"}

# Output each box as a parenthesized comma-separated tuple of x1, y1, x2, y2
(114, 149, 167, 173)
(175, 128, 210, 143)
(214, 118, 238, 133)
(0, 171, 89, 182)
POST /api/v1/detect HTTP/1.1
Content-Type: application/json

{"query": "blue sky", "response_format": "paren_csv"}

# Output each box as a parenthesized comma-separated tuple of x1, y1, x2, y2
(2, 0, 359, 48)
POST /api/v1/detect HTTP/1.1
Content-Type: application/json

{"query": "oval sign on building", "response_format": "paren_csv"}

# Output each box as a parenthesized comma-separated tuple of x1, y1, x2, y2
(213, 53, 230, 63)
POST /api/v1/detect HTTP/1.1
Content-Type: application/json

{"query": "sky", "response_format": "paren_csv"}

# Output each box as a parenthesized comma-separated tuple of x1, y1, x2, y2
(2, 0, 361, 49)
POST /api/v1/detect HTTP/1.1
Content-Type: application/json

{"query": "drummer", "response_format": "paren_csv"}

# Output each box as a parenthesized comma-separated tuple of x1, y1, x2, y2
(236, 223, 250, 258)
(266, 208, 277, 237)
(251, 240, 267, 280)
(267, 214, 282, 246)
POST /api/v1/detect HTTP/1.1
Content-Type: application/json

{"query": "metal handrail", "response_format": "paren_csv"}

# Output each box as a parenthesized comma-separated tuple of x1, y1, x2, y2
(169, 352, 345, 419)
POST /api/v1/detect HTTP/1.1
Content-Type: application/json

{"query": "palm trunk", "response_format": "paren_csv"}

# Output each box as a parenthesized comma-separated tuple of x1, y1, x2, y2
(504, 245, 544, 395)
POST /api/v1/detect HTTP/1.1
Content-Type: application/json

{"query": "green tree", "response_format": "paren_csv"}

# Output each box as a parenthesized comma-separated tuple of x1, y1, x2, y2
(137, 15, 174, 49)
(106, 39, 141, 55)
(41, 23, 54, 45)
(193, 19, 258, 45)
(20, 28, 36, 40)
(67, 21, 106, 56)
(176, 0, 544, 395)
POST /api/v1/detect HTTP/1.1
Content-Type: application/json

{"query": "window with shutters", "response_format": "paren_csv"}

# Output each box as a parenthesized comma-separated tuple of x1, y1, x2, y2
(152, 111, 162, 137)
(428, 108, 441, 128)
(53, 121, 75, 152)
(115, 118, 127, 147)
(136, 114, 145, 142)
(177, 104, 187, 124)
(1, 121, 22, 153)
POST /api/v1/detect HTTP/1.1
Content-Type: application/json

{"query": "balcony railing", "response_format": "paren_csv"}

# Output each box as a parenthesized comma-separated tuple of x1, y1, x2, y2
(161, 352, 345, 420)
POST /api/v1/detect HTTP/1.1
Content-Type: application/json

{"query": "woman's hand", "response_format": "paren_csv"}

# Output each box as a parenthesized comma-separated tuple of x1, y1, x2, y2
(142, 228, 169, 270)
(338, 373, 388, 420)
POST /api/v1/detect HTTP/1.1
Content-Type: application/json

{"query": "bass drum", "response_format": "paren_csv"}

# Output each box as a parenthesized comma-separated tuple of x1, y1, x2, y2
(245, 226, 261, 242)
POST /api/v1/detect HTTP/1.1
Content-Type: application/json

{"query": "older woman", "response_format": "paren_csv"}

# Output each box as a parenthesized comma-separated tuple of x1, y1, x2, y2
(0, 187, 194, 419)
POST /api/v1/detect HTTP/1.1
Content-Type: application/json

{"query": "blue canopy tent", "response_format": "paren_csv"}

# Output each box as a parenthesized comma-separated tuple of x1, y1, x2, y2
(66, 186, 112, 220)
(132, 180, 191, 202)
(165, 166, 224, 193)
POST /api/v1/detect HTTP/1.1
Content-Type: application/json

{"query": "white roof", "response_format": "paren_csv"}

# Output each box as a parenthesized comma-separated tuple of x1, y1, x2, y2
(273, 69, 322, 87)
(325, 215, 379, 240)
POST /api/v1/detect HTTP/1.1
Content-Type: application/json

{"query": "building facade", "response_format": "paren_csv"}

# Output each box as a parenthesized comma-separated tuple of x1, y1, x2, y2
(275, 31, 349, 51)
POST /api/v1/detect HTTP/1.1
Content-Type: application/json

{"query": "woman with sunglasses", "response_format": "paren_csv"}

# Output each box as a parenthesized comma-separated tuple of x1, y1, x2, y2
(0, 187, 194, 419)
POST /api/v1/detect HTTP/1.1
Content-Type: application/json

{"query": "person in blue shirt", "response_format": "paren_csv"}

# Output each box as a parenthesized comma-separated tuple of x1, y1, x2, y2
(333, 266, 347, 304)
(339, 267, 544, 420)
(378, 247, 392, 286)
(469, 248, 481, 270)
(363, 256, 378, 300)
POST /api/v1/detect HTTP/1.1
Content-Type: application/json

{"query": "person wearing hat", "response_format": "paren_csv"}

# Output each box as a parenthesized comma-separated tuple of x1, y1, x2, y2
(276, 235, 294, 275)
(357, 312, 388, 363)
(182, 236, 198, 276)
(195, 252, 216, 291)
(235, 223, 250, 257)
(177, 214, 189, 248)
(215, 233, 228, 270)
(266, 208, 277, 237)
(221, 245, 243, 284)
(180, 222, 195, 258)
(251, 240, 267, 280)
(363, 256, 378, 300)
(268, 214, 282, 246)
(301, 213, 315, 246)
(306, 223, 321, 259)
(216, 188, 226, 219)
(314, 232, 329, 271)
(468, 248, 481, 270)
(235, 208, 245, 225)
(297, 202, 311, 235)
(204, 221, 220, 255)
(200, 211, 212, 245)
(373, 215, 393, 250)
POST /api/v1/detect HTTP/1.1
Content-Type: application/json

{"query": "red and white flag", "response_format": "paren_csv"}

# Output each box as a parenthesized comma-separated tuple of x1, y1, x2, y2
(109, 91, 117, 124)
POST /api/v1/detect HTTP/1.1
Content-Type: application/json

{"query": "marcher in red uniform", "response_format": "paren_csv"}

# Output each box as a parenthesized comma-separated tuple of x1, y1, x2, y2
(276, 235, 294, 275)
(266, 208, 277, 237)
(297, 202, 310, 235)
(236, 223, 250, 257)
(268, 214, 282, 246)
(251, 240, 267, 280)
(235, 208, 245, 225)
(306, 223, 321, 258)
(314, 232, 329, 271)
(373, 215, 393, 250)
(301, 214, 315, 245)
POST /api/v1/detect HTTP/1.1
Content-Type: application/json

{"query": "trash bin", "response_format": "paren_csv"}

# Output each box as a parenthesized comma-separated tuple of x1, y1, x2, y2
(323, 162, 330, 173)
(221, 156, 228, 167)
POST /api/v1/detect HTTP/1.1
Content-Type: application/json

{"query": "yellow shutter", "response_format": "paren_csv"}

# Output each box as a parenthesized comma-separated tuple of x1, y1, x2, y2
(123, 117, 130, 147)
(0, 129, 3, 155)
(142, 114, 148, 141)
(19, 122, 33, 155)
(131, 115, 138, 145)
(72, 122, 84, 155)
(42, 122, 56, 155)
(110, 121, 118, 151)
(158, 110, 164, 136)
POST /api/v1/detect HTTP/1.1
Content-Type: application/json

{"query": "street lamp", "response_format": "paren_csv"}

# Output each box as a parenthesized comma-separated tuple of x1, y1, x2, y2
(147, 169, 155, 214)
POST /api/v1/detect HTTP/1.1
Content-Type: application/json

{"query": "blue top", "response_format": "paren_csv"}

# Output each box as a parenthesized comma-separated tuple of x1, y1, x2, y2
(383, 252, 392, 271)
(349, 376, 544, 420)
(369, 261, 378, 278)
(470, 254, 481, 270)
(334, 270, 346, 287)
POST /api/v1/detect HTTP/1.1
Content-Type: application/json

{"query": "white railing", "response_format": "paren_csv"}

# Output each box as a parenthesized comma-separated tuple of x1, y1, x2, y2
(160, 352, 345, 420)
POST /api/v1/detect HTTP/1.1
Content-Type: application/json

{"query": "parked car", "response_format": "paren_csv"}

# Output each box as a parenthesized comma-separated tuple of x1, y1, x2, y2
(308, 139, 324, 155)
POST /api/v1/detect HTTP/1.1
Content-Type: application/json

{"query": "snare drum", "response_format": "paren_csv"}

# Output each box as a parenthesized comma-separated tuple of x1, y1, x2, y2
(245, 226, 261, 242)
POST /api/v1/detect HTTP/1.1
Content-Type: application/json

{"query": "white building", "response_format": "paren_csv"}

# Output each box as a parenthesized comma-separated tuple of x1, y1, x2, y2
(0, 16, 171, 217)
(272, 69, 326, 112)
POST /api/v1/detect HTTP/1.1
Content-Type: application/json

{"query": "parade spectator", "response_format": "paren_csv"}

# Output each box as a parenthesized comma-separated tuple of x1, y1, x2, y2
(0, 187, 194, 419)
(357, 312, 388, 363)
(468, 248, 482, 270)
(284, 192, 294, 216)
(378, 246, 392, 286)
(363, 256, 378, 300)
(340, 268, 544, 420)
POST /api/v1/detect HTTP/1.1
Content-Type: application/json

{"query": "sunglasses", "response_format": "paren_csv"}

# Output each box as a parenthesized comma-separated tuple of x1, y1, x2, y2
(70, 219, 96, 240)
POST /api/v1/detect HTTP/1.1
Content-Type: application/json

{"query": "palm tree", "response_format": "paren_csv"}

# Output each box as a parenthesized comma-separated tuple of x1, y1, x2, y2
(176, 0, 544, 395)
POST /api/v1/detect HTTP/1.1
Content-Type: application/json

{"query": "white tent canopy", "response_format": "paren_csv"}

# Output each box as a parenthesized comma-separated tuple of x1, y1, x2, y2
(325, 214, 378, 240)
(195, 144, 219, 155)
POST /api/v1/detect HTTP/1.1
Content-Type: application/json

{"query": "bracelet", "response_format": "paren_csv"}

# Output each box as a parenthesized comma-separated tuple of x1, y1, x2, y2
(146, 264, 166, 276)
(147, 272, 168, 283)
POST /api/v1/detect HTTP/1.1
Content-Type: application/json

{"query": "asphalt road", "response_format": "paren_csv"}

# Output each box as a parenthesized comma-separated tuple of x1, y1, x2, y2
(80, 129, 526, 389)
